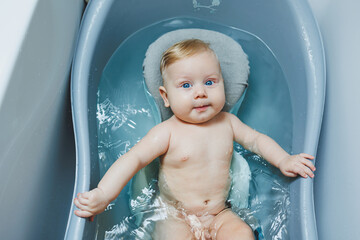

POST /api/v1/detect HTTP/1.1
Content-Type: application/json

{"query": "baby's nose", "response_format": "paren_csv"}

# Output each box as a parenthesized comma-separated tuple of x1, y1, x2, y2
(194, 85, 207, 98)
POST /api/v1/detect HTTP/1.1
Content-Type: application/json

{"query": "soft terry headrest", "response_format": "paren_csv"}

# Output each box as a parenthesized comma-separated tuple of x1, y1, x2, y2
(143, 29, 250, 120)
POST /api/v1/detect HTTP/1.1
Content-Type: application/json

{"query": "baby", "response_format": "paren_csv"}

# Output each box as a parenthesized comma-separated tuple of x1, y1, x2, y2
(74, 39, 315, 240)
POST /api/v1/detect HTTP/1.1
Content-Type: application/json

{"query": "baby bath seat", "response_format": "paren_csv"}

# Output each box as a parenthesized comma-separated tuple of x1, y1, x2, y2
(66, 0, 325, 239)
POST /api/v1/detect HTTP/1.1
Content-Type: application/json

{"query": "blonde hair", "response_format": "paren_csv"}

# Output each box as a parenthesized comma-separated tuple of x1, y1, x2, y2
(160, 39, 215, 77)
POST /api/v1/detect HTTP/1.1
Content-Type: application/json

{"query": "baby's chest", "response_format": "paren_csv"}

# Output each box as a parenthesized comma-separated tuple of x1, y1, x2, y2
(166, 127, 234, 165)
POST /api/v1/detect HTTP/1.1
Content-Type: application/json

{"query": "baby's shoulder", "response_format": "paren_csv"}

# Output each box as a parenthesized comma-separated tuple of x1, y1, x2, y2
(217, 111, 237, 122)
(217, 112, 244, 130)
(146, 119, 174, 138)
(151, 116, 179, 133)
(210, 112, 236, 131)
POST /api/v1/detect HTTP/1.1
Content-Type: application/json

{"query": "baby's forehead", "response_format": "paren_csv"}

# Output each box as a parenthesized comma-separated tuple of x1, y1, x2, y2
(163, 51, 221, 78)
(167, 49, 220, 69)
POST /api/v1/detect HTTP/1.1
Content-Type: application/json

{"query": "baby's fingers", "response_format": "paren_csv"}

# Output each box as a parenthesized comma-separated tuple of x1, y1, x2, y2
(74, 196, 95, 213)
(74, 197, 87, 210)
(303, 165, 315, 178)
(74, 199, 96, 221)
(76, 194, 90, 205)
(299, 153, 315, 160)
(300, 158, 316, 172)
(296, 163, 315, 178)
(77, 191, 92, 199)
(74, 209, 93, 218)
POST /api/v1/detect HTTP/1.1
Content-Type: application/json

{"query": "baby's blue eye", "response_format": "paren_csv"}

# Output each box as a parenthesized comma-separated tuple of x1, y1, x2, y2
(182, 83, 191, 88)
(205, 80, 214, 86)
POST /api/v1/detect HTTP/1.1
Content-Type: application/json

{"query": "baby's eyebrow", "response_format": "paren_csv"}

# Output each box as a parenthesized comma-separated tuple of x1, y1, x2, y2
(205, 73, 221, 79)
(175, 76, 191, 81)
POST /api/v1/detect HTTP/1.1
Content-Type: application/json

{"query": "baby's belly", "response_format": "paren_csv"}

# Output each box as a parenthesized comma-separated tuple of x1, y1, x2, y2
(158, 169, 231, 215)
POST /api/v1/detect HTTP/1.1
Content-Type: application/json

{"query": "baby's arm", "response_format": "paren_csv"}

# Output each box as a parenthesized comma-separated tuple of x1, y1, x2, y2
(74, 123, 170, 219)
(228, 113, 315, 178)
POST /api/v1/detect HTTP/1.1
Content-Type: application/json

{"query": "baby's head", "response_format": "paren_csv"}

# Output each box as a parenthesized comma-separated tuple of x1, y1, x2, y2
(160, 39, 220, 82)
(158, 39, 226, 124)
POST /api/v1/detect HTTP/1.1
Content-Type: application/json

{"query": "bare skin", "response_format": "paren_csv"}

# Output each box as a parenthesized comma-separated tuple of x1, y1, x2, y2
(74, 49, 315, 239)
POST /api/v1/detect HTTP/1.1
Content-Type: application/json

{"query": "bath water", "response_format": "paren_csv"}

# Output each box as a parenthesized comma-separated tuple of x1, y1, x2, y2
(96, 17, 292, 240)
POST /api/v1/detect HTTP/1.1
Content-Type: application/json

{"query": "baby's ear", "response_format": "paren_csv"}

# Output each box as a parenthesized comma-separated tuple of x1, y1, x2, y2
(159, 86, 170, 107)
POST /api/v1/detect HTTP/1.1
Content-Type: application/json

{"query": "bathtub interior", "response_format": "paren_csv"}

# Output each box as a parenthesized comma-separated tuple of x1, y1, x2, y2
(68, 0, 324, 239)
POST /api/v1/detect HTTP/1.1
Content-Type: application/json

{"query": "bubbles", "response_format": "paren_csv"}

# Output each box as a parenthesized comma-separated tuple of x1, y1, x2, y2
(105, 203, 116, 212)
(97, 97, 151, 132)
(96, 95, 154, 174)
(130, 183, 157, 213)
(104, 183, 167, 240)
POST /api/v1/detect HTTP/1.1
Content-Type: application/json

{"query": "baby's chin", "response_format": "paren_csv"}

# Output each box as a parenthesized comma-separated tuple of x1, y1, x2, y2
(175, 113, 217, 124)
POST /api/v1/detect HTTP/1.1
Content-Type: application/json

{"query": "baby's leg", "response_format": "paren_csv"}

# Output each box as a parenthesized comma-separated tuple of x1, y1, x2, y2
(152, 216, 195, 240)
(210, 210, 254, 240)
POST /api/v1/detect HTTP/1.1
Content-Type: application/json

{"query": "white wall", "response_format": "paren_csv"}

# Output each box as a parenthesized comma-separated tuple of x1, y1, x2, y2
(308, 0, 360, 239)
(0, 0, 84, 239)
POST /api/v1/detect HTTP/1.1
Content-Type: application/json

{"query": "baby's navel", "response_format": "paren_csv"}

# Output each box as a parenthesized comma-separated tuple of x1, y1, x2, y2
(204, 199, 210, 205)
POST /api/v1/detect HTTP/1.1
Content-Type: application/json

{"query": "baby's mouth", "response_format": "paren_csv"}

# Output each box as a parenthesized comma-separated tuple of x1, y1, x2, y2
(194, 104, 210, 112)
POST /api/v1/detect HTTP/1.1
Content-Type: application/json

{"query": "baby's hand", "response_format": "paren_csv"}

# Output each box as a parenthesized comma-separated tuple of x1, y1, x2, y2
(278, 153, 316, 178)
(74, 188, 110, 221)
